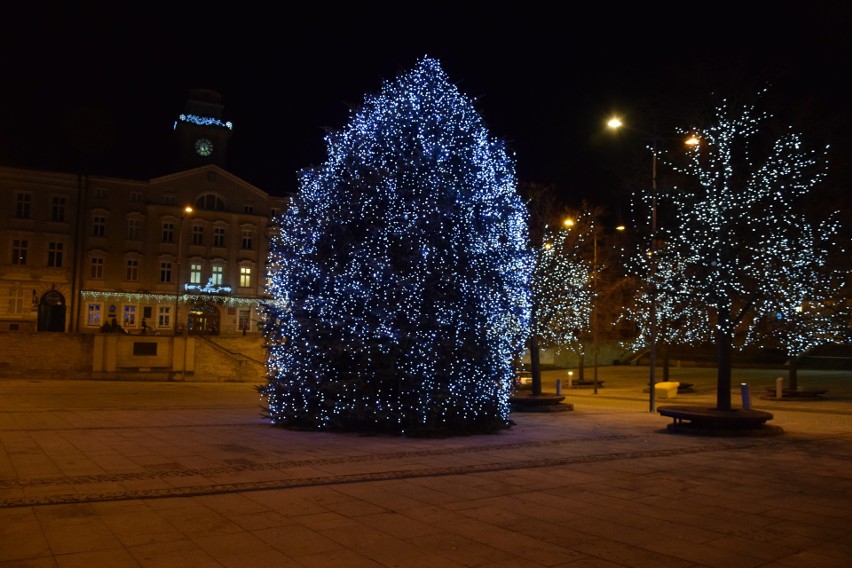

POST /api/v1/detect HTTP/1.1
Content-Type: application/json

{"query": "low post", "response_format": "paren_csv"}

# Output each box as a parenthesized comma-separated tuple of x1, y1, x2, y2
(555, 379, 562, 395)
(567, 371, 573, 388)
(741, 382, 751, 409)
(776, 377, 784, 400)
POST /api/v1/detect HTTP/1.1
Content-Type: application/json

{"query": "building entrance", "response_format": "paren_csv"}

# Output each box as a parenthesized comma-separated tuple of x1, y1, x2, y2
(187, 302, 220, 335)
(37, 290, 66, 332)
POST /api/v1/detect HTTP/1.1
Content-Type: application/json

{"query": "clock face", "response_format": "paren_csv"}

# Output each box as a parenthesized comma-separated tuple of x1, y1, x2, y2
(194, 138, 213, 156)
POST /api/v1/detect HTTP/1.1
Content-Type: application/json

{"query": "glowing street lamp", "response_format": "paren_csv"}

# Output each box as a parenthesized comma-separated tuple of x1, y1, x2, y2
(607, 117, 697, 411)
(591, 222, 625, 394)
(562, 215, 625, 395)
(174, 205, 193, 335)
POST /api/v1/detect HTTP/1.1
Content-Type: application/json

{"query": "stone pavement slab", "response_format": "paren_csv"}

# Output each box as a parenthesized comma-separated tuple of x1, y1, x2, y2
(1, 368, 851, 567)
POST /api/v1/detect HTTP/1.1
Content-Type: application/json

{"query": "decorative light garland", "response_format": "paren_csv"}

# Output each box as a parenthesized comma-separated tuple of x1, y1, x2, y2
(174, 113, 233, 130)
(184, 279, 233, 294)
(80, 289, 259, 307)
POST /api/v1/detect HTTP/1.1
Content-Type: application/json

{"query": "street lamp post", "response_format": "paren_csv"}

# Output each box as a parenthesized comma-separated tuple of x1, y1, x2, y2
(591, 222, 625, 395)
(648, 142, 658, 412)
(607, 118, 697, 412)
(174, 205, 193, 335)
(593, 225, 600, 394)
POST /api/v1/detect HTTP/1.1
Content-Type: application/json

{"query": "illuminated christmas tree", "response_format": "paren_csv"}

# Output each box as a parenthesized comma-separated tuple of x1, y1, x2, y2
(259, 56, 533, 436)
(656, 89, 839, 410)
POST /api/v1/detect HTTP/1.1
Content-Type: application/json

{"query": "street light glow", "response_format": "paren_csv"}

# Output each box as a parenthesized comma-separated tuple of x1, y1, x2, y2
(607, 117, 623, 129)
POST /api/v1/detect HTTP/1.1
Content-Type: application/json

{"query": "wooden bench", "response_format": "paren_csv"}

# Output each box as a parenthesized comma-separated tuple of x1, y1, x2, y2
(658, 406, 778, 434)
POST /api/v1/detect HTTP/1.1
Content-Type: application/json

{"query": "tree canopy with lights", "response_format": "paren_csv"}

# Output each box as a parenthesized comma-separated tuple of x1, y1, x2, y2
(651, 89, 840, 410)
(533, 214, 593, 367)
(259, 56, 533, 436)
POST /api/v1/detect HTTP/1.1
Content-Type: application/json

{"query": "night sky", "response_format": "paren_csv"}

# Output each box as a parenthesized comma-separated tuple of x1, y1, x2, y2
(3, 3, 851, 212)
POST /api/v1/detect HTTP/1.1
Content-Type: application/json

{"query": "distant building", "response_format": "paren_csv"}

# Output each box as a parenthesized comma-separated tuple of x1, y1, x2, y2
(0, 90, 288, 336)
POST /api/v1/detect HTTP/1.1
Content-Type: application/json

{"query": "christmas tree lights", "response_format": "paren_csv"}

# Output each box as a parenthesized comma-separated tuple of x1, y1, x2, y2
(259, 56, 533, 436)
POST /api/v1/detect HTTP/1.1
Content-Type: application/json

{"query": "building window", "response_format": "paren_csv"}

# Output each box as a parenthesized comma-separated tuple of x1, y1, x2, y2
(92, 216, 106, 236)
(8, 288, 24, 315)
(127, 218, 142, 240)
(241, 229, 253, 250)
(122, 305, 137, 328)
(51, 196, 66, 222)
(192, 225, 204, 245)
(190, 263, 202, 284)
(164, 194, 176, 205)
(126, 258, 139, 281)
(90, 256, 104, 279)
(94, 187, 107, 199)
(15, 193, 31, 218)
(86, 303, 102, 326)
(158, 305, 171, 328)
(130, 191, 142, 203)
(12, 239, 27, 265)
(213, 227, 225, 247)
(239, 266, 252, 288)
(162, 222, 175, 243)
(48, 242, 64, 268)
(244, 204, 254, 214)
(196, 193, 225, 211)
(160, 261, 173, 284)
(211, 265, 223, 286)
(238, 309, 250, 332)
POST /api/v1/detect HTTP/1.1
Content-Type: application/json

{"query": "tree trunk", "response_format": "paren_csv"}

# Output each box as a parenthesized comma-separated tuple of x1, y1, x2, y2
(529, 337, 542, 396)
(577, 353, 585, 382)
(788, 355, 799, 391)
(527, 301, 543, 396)
(662, 341, 670, 382)
(716, 317, 733, 411)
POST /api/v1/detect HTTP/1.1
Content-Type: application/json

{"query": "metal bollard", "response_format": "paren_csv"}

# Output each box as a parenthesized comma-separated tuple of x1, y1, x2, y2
(741, 382, 751, 409)
(776, 377, 784, 399)
(555, 379, 562, 395)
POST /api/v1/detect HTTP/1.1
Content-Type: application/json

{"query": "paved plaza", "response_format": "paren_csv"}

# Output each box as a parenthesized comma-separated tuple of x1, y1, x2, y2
(1, 366, 851, 567)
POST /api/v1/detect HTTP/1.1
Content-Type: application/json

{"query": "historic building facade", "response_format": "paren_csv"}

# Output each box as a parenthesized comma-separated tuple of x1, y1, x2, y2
(0, 90, 288, 338)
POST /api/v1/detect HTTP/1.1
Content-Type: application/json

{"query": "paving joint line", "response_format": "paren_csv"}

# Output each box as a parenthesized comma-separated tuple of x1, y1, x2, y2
(0, 441, 757, 509)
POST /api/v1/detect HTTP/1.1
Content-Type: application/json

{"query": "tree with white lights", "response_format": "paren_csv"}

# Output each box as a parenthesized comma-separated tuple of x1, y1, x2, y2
(259, 56, 533, 436)
(533, 210, 593, 376)
(744, 226, 845, 391)
(532, 201, 632, 384)
(656, 89, 839, 410)
(622, 234, 714, 380)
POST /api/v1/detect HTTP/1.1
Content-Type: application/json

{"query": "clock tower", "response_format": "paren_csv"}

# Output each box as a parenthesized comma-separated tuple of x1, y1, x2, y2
(173, 89, 233, 170)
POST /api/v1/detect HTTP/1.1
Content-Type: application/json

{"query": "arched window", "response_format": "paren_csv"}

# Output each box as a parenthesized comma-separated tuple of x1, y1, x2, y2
(195, 193, 226, 211)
